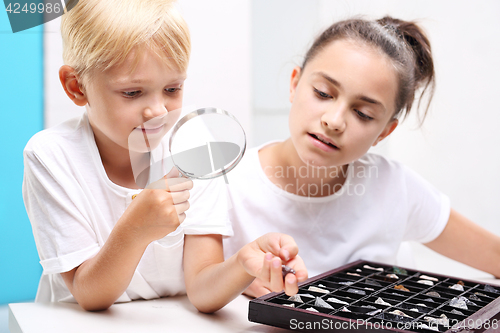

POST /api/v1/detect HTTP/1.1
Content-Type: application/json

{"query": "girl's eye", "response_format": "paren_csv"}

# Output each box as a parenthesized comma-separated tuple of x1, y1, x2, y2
(122, 91, 141, 98)
(355, 109, 374, 121)
(313, 88, 332, 99)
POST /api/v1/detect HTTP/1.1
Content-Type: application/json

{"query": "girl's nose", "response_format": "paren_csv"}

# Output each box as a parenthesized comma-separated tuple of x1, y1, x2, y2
(321, 105, 347, 133)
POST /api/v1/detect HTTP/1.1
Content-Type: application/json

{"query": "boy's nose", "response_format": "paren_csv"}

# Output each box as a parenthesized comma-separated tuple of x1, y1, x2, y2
(142, 101, 168, 120)
(321, 105, 347, 133)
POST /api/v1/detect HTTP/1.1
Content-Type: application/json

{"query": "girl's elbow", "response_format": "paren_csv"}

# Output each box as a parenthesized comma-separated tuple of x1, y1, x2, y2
(187, 293, 223, 314)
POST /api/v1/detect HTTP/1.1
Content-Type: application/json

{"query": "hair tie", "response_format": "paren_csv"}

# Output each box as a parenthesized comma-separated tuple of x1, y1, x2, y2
(383, 24, 403, 39)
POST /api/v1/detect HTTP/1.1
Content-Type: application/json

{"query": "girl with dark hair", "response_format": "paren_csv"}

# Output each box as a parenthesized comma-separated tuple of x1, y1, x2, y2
(223, 16, 500, 297)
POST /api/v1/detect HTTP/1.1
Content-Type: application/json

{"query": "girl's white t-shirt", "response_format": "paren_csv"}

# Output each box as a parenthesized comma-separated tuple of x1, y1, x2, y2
(223, 142, 450, 277)
(23, 113, 232, 303)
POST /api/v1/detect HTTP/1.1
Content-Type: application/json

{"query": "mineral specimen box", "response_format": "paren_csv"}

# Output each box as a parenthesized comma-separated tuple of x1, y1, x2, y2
(248, 260, 500, 332)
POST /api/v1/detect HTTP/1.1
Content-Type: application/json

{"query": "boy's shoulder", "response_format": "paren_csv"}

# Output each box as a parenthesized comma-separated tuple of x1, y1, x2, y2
(24, 114, 88, 156)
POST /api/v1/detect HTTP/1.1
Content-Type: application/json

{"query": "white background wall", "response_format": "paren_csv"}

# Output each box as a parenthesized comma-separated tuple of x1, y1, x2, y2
(45, 0, 500, 276)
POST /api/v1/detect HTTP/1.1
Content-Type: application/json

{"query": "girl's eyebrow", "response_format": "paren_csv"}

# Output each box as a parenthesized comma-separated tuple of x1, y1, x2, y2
(315, 71, 387, 114)
(315, 72, 342, 89)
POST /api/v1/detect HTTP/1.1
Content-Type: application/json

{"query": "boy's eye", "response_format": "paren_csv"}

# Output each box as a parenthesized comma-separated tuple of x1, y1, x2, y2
(122, 91, 141, 98)
(355, 109, 374, 121)
(313, 88, 332, 99)
(165, 87, 181, 93)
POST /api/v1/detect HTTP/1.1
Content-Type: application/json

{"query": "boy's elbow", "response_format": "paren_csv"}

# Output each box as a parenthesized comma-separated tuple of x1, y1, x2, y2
(77, 298, 114, 312)
(193, 302, 223, 314)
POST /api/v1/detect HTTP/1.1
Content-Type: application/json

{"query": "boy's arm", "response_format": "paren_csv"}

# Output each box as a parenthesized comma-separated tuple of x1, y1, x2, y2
(424, 208, 500, 278)
(183, 233, 307, 313)
(61, 222, 150, 311)
(61, 180, 190, 311)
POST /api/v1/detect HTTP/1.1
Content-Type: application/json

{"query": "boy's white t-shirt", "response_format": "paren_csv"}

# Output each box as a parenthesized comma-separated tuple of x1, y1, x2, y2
(223, 142, 450, 277)
(23, 112, 232, 303)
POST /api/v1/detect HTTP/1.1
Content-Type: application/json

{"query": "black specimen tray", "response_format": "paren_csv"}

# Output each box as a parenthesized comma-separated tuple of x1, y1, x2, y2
(249, 260, 500, 332)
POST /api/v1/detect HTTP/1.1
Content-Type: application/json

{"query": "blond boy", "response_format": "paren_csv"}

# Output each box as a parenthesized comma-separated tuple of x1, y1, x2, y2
(23, 0, 306, 312)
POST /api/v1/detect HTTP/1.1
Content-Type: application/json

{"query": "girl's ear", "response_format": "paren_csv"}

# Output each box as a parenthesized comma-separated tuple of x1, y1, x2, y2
(59, 65, 88, 106)
(373, 118, 398, 146)
(289, 66, 302, 103)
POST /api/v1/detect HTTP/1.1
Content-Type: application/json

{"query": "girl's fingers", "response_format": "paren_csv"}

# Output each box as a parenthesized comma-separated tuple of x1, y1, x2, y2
(283, 255, 308, 282)
(278, 234, 299, 260)
(269, 257, 284, 292)
(260, 253, 273, 283)
(284, 273, 299, 296)
(244, 280, 272, 298)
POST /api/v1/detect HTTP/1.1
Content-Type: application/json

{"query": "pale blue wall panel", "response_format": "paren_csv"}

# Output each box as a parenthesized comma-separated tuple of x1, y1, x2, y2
(0, 8, 43, 304)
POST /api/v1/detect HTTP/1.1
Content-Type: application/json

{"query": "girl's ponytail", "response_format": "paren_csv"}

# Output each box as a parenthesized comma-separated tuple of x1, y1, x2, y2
(377, 17, 435, 122)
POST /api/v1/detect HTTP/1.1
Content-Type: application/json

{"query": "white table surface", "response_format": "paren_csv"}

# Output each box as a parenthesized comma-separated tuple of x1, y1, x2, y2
(9, 295, 289, 333)
(9, 249, 500, 333)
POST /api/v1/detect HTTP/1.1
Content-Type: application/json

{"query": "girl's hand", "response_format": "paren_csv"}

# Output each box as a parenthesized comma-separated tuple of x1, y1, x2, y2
(237, 233, 308, 296)
(119, 167, 193, 244)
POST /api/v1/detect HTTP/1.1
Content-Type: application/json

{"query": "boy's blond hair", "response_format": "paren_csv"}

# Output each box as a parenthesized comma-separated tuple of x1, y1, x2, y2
(61, 0, 190, 85)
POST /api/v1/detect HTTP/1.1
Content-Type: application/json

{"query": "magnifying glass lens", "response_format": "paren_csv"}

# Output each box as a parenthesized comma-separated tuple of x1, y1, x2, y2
(169, 108, 246, 179)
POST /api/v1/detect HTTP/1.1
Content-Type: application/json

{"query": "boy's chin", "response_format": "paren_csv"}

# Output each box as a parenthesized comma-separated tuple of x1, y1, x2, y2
(128, 142, 161, 153)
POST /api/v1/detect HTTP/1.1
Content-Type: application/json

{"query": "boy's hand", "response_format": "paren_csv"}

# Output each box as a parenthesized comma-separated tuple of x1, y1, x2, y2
(237, 233, 308, 297)
(119, 167, 193, 244)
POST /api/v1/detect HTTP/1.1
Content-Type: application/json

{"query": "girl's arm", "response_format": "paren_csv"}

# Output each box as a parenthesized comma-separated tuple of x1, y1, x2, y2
(424, 208, 500, 278)
(183, 233, 308, 313)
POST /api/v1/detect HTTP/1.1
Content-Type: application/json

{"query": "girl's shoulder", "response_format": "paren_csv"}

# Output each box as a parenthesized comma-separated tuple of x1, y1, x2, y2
(355, 152, 406, 172)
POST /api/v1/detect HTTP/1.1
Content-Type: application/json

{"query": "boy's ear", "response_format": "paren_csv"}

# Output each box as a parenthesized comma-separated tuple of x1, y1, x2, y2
(59, 65, 88, 106)
(373, 118, 398, 146)
(289, 66, 301, 103)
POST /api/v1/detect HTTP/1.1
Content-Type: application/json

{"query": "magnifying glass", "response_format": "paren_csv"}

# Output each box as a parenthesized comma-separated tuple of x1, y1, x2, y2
(129, 107, 246, 187)
(169, 108, 246, 182)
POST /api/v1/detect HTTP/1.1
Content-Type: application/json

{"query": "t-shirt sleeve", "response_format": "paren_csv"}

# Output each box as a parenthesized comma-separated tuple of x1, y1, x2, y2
(23, 146, 100, 275)
(180, 177, 233, 236)
(401, 164, 451, 243)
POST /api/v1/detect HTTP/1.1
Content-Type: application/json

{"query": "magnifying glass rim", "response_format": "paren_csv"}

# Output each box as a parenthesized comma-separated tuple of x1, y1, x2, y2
(169, 107, 247, 179)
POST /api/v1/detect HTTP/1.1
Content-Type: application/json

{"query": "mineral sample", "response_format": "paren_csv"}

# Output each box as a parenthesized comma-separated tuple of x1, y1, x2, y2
(282, 265, 296, 277)
(449, 284, 464, 291)
(390, 310, 412, 318)
(363, 265, 384, 271)
(326, 297, 348, 305)
(450, 296, 468, 310)
(485, 285, 499, 293)
(394, 285, 410, 292)
(308, 286, 329, 294)
(417, 280, 434, 286)
(419, 275, 438, 282)
(315, 297, 334, 309)
(287, 295, 303, 303)
(393, 266, 408, 275)
(374, 297, 391, 306)
(347, 288, 366, 295)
